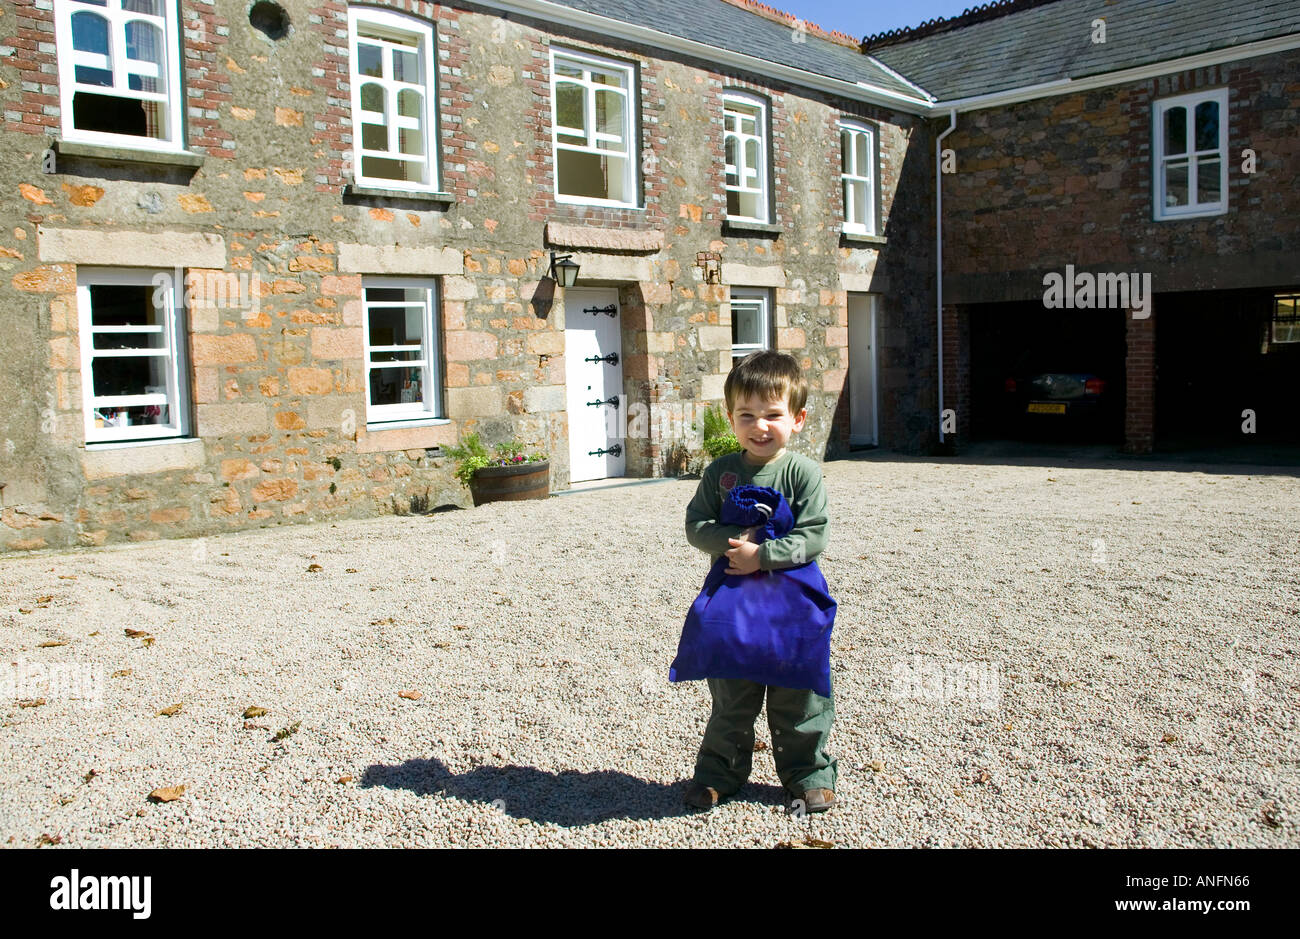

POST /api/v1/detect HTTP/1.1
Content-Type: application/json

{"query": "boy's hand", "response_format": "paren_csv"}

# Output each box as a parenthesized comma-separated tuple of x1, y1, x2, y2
(725, 537, 761, 576)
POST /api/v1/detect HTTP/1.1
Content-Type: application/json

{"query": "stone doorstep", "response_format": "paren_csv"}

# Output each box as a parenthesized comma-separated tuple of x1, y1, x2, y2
(554, 476, 683, 495)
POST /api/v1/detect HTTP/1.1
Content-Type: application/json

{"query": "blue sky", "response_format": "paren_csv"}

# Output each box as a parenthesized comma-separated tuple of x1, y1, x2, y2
(784, 0, 975, 38)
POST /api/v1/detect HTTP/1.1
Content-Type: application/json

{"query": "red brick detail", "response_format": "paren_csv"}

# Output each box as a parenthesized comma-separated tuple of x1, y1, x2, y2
(1124, 307, 1155, 454)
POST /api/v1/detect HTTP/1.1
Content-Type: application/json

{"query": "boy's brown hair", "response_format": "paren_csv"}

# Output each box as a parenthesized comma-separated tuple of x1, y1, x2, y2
(724, 350, 808, 416)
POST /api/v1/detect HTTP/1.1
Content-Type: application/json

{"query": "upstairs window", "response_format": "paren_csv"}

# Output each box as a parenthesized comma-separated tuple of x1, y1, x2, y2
(53, 0, 183, 150)
(78, 268, 190, 444)
(1153, 88, 1228, 220)
(730, 287, 772, 360)
(550, 48, 636, 206)
(840, 120, 876, 235)
(348, 7, 438, 191)
(363, 278, 443, 425)
(723, 92, 769, 223)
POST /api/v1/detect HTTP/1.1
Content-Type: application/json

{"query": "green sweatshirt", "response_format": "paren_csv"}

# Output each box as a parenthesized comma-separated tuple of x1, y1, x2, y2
(684, 448, 829, 571)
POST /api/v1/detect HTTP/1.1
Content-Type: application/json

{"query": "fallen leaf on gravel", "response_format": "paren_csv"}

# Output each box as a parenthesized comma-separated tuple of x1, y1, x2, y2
(1161, 732, 1178, 744)
(337, 775, 354, 784)
(776, 837, 834, 849)
(306, 564, 323, 572)
(273, 721, 301, 741)
(398, 689, 423, 700)
(58, 575, 76, 580)
(142, 637, 155, 647)
(243, 722, 268, 730)
(148, 785, 185, 803)
(37, 641, 67, 648)
(753, 740, 768, 751)
(1132, 501, 1142, 505)
(19, 608, 32, 614)
(111, 669, 131, 678)
(431, 641, 450, 649)
(453, 624, 468, 631)
(913, 528, 923, 532)
(243, 706, 268, 718)
(84, 769, 98, 783)
(36, 596, 53, 604)
(88, 631, 99, 637)
(871, 760, 885, 772)
(1004, 723, 1013, 731)
(1260, 802, 1283, 828)
(37, 833, 62, 846)
(973, 770, 991, 784)
(124, 629, 151, 638)
(156, 704, 182, 717)
(370, 617, 394, 625)
(18, 699, 46, 708)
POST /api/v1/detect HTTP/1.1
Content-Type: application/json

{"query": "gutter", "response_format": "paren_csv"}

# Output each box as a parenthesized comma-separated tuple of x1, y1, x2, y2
(935, 109, 956, 446)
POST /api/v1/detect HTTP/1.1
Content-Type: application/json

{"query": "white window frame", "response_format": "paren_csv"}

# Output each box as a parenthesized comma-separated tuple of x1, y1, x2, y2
(723, 91, 770, 223)
(730, 287, 772, 360)
(347, 7, 439, 193)
(1273, 295, 1300, 344)
(53, 0, 185, 152)
(78, 267, 190, 446)
(362, 277, 444, 426)
(549, 47, 638, 208)
(1153, 87, 1229, 221)
(839, 120, 876, 235)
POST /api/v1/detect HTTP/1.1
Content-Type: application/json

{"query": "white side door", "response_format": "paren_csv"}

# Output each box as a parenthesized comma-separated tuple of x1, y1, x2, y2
(848, 293, 878, 447)
(565, 287, 626, 481)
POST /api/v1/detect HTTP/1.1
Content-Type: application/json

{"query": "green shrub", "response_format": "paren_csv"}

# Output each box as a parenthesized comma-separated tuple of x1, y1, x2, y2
(443, 432, 548, 489)
(699, 404, 741, 458)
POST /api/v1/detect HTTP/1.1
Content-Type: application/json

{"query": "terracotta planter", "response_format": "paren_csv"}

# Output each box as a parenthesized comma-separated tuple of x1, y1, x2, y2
(468, 460, 551, 506)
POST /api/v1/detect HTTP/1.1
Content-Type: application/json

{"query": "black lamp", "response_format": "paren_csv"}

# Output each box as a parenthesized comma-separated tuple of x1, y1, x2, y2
(549, 251, 580, 288)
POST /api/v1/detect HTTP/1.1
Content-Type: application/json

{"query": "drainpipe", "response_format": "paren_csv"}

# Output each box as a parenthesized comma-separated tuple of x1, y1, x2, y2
(936, 108, 957, 445)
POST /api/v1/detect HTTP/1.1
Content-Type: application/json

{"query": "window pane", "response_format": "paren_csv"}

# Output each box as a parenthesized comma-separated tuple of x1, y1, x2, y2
(744, 139, 759, 181)
(361, 155, 418, 182)
(71, 12, 112, 86)
(595, 88, 624, 149)
(840, 130, 851, 174)
(856, 133, 869, 177)
(397, 88, 420, 118)
(1164, 160, 1188, 207)
(555, 60, 583, 79)
(557, 148, 609, 199)
(555, 82, 584, 134)
(398, 127, 423, 156)
(370, 366, 425, 407)
(122, 0, 162, 15)
(732, 302, 762, 346)
(592, 69, 623, 88)
(603, 153, 627, 202)
(360, 82, 385, 114)
(724, 136, 737, 172)
(1163, 106, 1186, 156)
(735, 190, 761, 219)
(392, 49, 419, 84)
(125, 21, 163, 93)
(1196, 157, 1220, 203)
(357, 43, 382, 78)
(842, 178, 853, 221)
(1194, 100, 1219, 151)
(362, 122, 387, 152)
(851, 180, 868, 226)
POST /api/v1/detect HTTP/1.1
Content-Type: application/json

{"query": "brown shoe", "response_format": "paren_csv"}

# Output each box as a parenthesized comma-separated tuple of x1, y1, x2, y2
(683, 780, 721, 809)
(786, 787, 837, 814)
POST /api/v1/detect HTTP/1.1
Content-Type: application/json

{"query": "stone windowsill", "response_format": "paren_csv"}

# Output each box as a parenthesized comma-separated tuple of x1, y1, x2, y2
(344, 183, 456, 203)
(52, 139, 205, 169)
(545, 221, 664, 253)
(722, 219, 782, 236)
(840, 230, 887, 246)
(365, 418, 451, 430)
(83, 435, 200, 451)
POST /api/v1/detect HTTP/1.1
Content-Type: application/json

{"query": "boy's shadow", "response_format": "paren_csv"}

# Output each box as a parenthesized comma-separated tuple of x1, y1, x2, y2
(360, 758, 787, 826)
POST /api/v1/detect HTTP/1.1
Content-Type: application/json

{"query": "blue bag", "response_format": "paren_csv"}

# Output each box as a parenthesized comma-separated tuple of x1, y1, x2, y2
(670, 484, 837, 697)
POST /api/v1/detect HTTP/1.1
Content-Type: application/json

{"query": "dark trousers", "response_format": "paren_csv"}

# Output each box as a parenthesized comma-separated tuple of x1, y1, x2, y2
(692, 675, 837, 795)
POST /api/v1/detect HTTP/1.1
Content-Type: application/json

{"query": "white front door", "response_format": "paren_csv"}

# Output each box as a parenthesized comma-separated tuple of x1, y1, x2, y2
(848, 293, 878, 447)
(565, 287, 626, 482)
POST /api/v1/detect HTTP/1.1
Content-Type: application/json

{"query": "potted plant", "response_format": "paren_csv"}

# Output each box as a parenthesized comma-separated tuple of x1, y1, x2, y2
(443, 432, 551, 506)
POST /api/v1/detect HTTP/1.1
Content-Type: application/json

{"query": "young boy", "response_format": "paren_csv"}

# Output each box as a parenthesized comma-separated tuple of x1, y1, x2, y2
(682, 350, 838, 813)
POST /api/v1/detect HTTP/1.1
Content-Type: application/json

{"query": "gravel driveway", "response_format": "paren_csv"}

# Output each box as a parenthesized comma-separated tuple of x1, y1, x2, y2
(2, 453, 1298, 847)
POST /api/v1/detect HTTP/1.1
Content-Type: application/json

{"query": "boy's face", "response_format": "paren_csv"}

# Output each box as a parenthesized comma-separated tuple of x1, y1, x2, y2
(728, 392, 806, 464)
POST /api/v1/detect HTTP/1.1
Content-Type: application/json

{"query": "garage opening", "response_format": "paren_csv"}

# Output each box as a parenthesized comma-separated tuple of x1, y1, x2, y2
(968, 300, 1126, 444)
(1156, 288, 1300, 447)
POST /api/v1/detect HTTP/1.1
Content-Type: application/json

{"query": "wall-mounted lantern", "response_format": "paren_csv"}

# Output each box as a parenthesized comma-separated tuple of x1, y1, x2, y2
(549, 251, 580, 288)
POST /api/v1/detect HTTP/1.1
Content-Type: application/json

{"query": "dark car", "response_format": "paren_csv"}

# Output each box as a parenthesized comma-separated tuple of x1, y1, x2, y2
(1001, 359, 1118, 440)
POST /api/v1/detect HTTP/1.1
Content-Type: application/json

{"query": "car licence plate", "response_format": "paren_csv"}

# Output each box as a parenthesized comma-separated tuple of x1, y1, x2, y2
(1027, 402, 1066, 414)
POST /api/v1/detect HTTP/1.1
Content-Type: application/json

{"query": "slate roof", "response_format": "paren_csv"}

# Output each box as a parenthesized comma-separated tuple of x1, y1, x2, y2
(868, 0, 1300, 101)
(542, 0, 927, 101)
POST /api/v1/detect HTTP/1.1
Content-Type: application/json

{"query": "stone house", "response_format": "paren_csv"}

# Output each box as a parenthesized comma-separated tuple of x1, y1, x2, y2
(2, 0, 1297, 554)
